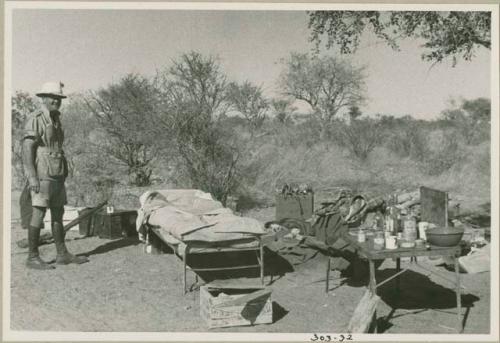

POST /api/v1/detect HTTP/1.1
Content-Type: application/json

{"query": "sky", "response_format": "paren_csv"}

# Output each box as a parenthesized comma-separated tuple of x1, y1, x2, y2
(10, 8, 491, 120)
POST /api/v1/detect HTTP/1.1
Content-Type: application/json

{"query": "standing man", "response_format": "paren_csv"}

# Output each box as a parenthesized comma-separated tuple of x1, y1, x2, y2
(23, 81, 88, 269)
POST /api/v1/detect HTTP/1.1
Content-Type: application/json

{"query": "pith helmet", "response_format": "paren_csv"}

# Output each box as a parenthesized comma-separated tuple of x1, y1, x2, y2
(36, 81, 67, 99)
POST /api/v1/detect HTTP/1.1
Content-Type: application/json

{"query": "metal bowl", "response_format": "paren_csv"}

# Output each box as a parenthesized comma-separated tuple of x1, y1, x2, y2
(426, 227, 465, 247)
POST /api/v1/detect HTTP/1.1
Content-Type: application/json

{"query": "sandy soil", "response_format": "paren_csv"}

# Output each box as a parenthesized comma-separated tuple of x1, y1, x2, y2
(8, 207, 491, 334)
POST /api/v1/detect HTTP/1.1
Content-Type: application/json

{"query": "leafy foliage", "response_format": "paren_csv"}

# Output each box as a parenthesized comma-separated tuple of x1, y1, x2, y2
(11, 92, 40, 188)
(441, 97, 491, 144)
(384, 115, 428, 161)
(270, 98, 297, 124)
(226, 81, 269, 132)
(421, 130, 464, 176)
(156, 52, 241, 205)
(83, 74, 159, 186)
(278, 52, 366, 138)
(308, 11, 491, 65)
(333, 115, 384, 161)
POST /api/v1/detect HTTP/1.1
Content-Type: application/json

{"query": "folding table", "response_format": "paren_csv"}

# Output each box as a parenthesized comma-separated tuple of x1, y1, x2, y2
(343, 231, 463, 333)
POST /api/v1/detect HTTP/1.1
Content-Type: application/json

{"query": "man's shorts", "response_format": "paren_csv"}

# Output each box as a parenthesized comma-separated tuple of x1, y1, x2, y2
(30, 179, 67, 208)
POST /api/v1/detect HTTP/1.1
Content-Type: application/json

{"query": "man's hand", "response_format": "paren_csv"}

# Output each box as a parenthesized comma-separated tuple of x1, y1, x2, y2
(29, 177, 40, 193)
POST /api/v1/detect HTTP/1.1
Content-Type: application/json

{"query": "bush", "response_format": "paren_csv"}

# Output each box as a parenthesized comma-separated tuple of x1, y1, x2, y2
(420, 129, 464, 175)
(441, 98, 491, 145)
(332, 117, 384, 161)
(384, 117, 428, 161)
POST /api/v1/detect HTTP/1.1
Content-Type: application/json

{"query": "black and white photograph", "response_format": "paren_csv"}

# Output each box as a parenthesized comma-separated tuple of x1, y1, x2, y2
(3, 2, 499, 341)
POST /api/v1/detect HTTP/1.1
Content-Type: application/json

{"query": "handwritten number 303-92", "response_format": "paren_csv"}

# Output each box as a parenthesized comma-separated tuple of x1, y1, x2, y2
(310, 334, 353, 342)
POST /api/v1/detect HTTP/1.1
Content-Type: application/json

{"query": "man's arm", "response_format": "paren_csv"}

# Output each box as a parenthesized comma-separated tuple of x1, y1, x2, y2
(22, 138, 39, 193)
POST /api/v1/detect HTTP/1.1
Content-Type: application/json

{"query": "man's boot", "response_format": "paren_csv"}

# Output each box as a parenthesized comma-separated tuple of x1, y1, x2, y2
(26, 225, 55, 270)
(52, 222, 89, 265)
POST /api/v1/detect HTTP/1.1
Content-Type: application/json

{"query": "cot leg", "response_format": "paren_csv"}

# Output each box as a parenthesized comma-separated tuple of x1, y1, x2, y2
(455, 256, 463, 333)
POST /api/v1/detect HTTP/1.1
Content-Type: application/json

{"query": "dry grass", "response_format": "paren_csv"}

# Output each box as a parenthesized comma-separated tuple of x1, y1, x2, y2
(244, 139, 490, 213)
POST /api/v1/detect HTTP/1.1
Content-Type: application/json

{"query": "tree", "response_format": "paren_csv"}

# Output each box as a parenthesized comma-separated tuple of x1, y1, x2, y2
(441, 97, 491, 144)
(270, 98, 296, 124)
(11, 92, 40, 188)
(83, 73, 158, 186)
(334, 110, 384, 161)
(226, 81, 269, 132)
(278, 52, 366, 139)
(348, 105, 362, 121)
(308, 11, 491, 66)
(156, 52, 241, 205)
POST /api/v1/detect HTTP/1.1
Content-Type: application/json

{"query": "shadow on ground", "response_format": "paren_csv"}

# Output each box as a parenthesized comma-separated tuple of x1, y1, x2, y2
(81, 237, 142, 257)
(373, 268, 480, 333)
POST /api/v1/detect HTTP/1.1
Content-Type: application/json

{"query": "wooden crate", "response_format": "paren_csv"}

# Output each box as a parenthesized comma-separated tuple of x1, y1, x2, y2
(200, 286, 272, 329)
(94, 210, 138, 239)
(275, 193, 314, 221)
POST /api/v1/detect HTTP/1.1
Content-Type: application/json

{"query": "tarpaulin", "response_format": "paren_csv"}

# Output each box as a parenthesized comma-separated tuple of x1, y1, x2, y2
(136, 189, 265, 243)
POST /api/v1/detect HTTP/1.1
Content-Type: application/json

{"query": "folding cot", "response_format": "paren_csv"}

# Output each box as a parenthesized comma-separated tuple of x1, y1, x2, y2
(137, 189, 267, 293)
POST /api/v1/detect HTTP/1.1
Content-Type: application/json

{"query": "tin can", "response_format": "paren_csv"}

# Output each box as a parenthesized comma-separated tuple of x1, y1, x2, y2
(403, 215, 417, 242)
(385, 235, 397, 249)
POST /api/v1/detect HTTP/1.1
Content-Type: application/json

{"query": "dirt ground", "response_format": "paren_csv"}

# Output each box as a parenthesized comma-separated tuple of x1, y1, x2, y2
(8, 205, 491, 335)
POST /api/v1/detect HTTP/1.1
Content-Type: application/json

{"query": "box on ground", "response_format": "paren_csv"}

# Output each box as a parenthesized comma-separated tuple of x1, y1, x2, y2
(200, 285, 272, 329)
(458, 244, 490, 274)
(275, 193, 314, 221)
(93, 210, 138, 239)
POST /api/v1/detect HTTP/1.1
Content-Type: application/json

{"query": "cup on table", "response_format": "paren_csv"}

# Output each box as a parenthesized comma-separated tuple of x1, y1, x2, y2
(385, 235, 397, 250)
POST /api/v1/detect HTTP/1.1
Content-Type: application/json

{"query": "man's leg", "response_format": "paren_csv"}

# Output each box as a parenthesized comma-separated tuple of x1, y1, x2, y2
(50, 206, 88, 265)
(20, 182, 32, 230)
(26, 206, 54, 270)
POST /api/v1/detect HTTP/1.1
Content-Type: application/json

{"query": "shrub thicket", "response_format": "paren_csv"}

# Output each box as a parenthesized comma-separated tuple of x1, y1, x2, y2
(10, 54, 491, 211)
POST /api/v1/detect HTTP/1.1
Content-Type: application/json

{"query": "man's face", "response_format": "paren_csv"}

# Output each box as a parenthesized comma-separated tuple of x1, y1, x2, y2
(42, 96, 62, 112)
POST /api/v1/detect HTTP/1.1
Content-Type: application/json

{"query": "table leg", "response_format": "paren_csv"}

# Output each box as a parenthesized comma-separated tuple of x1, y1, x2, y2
(396, 257, 401, 293)
(183, 247, 188, 295)
(369, 259, 378, 333)
(326, 257, 331, 293)
(260, 241, 264, 285)
(454, 256, 463, 333)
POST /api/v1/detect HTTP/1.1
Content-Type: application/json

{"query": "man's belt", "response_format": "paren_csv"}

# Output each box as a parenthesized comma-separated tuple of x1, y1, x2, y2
(37, 147, 64, 157)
